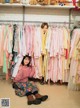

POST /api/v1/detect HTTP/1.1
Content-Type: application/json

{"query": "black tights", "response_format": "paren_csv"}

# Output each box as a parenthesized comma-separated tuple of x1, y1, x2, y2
(25, 91, 38, 96)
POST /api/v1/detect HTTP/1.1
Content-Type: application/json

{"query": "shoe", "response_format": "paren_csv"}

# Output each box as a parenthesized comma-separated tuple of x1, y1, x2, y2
(28, 99, 41, 105)
(37, 95, 48, 101)
(39, 77, 44, 85)
(40, 81, 44, 85)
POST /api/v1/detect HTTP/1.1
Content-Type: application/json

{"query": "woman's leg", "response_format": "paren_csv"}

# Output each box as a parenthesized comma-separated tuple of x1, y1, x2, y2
(26, 92, 41, 105)
(26, 92, 34, 102)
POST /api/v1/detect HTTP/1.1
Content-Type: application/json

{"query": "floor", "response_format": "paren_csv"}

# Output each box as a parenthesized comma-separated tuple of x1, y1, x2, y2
(0, 79, 80, 108)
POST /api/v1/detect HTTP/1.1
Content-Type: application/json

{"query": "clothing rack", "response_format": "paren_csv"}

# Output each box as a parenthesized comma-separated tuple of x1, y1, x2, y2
(0, 20, 23, 25)
(0, 20, 74, 27)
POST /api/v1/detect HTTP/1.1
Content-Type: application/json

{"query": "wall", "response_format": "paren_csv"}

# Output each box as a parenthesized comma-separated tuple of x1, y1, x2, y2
(71, 9, 80, 28)
(24, 8, 69, 23)
(0, 6, 80, 26)
(0, 6, 23, 24)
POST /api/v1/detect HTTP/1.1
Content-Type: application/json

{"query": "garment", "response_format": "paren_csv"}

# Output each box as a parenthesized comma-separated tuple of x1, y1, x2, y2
(34, 57, 42, 78)
(45, 27, 51, 53)
(12, 27, 27, 77)
(20, 27, 26, 56)
(41, 29, 48, 55)
(68, 59, 80, 90)
(47, 27, 70, 82)
(13, 65, 38, 97)
(68, 28, 80, 90)
(49, 27, 59, 57)
(40, 28, 48, 80)
(62, 27, 70, 82)
(12, 25, 19, 63)
(8, 25, 13, 54)
(48, 57, 58, 82)
(2, 25, 13, 79)
(3, 25, 9, 74)
(33, 26, 42, 58)
(14, 81, 38, 97)
(12, 55, 23, 77)
(70, 29, 80, 59)
(0, 25, 5, 67)
(24, 25, 33, 56)
(40, 53, 48, 80)
(13, 25, 20, 53)
(13, 65, 35, 82)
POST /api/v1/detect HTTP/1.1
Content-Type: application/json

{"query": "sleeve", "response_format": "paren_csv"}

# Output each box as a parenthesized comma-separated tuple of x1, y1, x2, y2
(12, 56, 23, 77)
(13, 67, 23, 82)
(29, 67, 35, 77)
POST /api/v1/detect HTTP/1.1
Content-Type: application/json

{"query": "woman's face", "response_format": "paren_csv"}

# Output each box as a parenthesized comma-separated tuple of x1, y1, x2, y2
(43, 25, 48, 34)
(23, 57, 30, 66)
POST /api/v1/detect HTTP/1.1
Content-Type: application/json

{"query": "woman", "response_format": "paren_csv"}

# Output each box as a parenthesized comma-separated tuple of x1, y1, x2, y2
(40, 22, 49, 84)
(12, 55, 48, 105)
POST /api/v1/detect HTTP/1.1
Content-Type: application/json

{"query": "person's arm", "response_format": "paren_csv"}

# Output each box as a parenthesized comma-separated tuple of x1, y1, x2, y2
(29, 66, 35, 77)
(13, 66, 25, 82)
(13, 68, 23, 82)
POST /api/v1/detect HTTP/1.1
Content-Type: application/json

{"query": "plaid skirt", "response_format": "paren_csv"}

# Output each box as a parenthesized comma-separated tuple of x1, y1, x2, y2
(14, 81, 38, 97)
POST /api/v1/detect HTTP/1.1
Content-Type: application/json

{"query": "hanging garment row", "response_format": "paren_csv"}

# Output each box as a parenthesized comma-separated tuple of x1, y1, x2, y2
(0, 24, 71, 84)
(68, 28, 80, 90)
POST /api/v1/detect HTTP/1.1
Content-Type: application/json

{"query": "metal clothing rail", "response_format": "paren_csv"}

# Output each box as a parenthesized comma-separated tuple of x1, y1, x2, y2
(0, 20, 23, 23)
(0, 20, 74, 24)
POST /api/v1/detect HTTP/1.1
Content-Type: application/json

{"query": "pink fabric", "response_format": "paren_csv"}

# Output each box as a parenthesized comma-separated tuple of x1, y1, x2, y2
(48, 56, 63, 82)
(31, 26, 35, 55)
(48, 57, 54, 81)
(48, 57, 58, 82)
(20, 27, 26, 56)
(13, 65, 35, 82)
(48, 28, 65, 82)
(0, 25, 5, 66)
(24, 25, 32, 56)
(49, 27, 54, 57)
(29, 26, 33, 56)
(50, 28, 57, 57)
(34, 57, 42, 78)
(4, 28, 8, 56)
(49, 28, 64, 57)
(58, 56, 63, 80)
(58, 28, 64, 56)
(33, 26, 41, 58)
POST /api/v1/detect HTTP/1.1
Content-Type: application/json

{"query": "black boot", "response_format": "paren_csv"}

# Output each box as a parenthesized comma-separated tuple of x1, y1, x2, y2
(27, 95, 41, 105)
(37, 95, 48, 101)
(28, 99, 41, 105)
(34, 93, 48, 102)
(40, 77, 44, 85)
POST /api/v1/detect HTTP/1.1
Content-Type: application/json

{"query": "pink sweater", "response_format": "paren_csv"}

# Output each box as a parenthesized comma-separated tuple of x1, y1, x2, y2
(13, 65, 35, 82)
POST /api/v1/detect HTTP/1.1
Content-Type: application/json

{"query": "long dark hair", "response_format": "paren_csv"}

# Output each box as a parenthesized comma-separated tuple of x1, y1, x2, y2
(21, 55, 31, 67)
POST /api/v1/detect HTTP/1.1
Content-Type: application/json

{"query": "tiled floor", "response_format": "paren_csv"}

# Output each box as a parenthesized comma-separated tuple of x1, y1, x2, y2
(0, 80, 80, 108)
